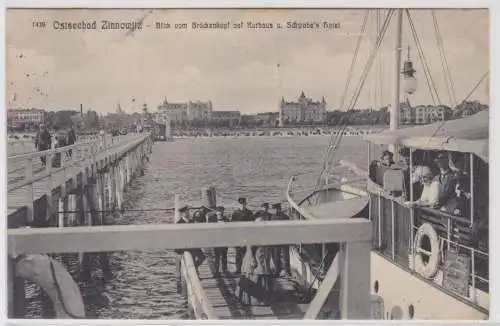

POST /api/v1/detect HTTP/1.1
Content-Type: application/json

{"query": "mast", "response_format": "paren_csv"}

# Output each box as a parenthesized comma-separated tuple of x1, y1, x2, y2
(277, 63, 284, 128)
(390, 9, 403, 131)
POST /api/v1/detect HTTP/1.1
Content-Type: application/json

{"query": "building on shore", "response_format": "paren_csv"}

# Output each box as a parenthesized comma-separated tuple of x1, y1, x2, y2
(157, 97, 213, 123)
(211, 111, 241, 128)
(187, 101, 213, 121)
(400, 103, 453, 125)
(7, 108, 47, 129)
(256, 112, 279, 127)
(280, 91, 326, 125)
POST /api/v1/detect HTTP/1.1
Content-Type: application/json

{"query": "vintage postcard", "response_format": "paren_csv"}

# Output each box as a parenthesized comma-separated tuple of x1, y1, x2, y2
(5, 7, 489, 321)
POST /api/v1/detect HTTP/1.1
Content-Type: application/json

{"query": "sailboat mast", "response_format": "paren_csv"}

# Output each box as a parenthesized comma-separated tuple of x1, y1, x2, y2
(390, 9, 403, 131)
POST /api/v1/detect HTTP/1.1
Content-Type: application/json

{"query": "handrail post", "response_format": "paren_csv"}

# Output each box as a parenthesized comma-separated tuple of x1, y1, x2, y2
(469, 153, 474, 227)
(471, 248, 476, 304)
(391, 200, 395, 261)
(378, 196, 382, 248)
(25, 158, 34, 222)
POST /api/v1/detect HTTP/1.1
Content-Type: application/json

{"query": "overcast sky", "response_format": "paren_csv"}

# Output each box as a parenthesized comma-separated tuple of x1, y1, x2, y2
(6, 8, 489, 114)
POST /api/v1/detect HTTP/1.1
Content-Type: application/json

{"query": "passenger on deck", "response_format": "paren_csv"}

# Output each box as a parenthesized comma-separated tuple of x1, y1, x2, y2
(448, 151, 470, 178)
(380, 150, 395, 167)
(231, 197, 254, 274)
(254, 202, 272, 220)
(176, 206, 206, 273)
(271, 203, 292, 277)
(369, 150, 395, 186)
(441, 176, 471, 217)
(434, 152, 458, 207)
(405, 166, 439, 208)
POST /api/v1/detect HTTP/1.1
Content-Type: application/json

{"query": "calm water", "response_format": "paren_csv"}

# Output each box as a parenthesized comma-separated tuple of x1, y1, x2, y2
(25, 135, 369, 319)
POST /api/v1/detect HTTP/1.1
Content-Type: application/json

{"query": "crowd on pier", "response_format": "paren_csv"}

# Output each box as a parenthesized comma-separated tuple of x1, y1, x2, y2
(175, 197, 292, 306)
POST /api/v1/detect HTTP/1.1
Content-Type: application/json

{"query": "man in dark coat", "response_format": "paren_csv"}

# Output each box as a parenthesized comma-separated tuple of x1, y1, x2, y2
(35, 123, 51, 165)
(231, 197, 254, 274)
(206, 206, 229, 275)
(66, 125, 77, 158)
(271, 203, 292, 276)
(175, 205, 206, 273)
(254, 202, 272, 220)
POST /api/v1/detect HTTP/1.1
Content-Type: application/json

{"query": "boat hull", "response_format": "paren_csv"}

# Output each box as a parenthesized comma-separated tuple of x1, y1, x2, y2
(289, 185, 488, 320)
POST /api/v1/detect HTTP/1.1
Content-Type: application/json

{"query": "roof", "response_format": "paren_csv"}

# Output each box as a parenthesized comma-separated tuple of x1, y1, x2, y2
(364, 111, 489, 162)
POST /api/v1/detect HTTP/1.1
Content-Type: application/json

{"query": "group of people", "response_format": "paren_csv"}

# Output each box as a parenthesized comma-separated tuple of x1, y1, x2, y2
(371, 148, 474, 217)
(175, 196, 293, 306)
(35, 122, 77, 166)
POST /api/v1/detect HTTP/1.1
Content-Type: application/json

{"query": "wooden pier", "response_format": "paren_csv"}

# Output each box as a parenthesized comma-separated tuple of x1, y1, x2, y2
(6, 143, 373, 320)
(7, 132, 154, 318)
(173, 188, 372, 320)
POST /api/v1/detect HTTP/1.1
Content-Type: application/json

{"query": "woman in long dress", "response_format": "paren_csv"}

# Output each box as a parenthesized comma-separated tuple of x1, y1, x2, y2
(235, 217, 273, 306)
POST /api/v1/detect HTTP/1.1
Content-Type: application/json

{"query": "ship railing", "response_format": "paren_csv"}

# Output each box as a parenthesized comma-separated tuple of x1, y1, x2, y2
(367, 178, 489, 310)
(411, 224, 489, 307)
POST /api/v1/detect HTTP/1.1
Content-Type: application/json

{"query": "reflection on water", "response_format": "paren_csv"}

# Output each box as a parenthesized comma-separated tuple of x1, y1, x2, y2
(24, 135, 367, 319)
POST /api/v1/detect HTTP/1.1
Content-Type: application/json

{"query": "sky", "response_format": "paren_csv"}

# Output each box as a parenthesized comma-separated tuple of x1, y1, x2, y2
(6, 8, 489, 114)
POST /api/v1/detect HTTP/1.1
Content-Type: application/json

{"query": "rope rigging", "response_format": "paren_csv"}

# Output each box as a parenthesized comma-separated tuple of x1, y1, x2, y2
(406, 9, 442, 106)
(316, 9, 395, 187)
(432, 10, 458, 107)
(314, 10, 370, 187)
(462, 71, 489, 103)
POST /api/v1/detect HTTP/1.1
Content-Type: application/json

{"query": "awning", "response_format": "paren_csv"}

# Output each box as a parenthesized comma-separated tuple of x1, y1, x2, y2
(363, 111, 489, 162)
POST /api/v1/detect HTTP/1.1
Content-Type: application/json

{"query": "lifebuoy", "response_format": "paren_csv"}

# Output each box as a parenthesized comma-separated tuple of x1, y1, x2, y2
(413, 223, 440, 279)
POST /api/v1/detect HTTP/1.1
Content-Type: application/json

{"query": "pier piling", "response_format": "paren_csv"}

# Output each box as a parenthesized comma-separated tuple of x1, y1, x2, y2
(7, 133, 154, 318)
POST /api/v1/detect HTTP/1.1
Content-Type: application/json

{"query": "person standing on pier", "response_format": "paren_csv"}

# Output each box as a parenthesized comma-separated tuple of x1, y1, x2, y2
(175, 206, 206, 274)
(232, 197, 254, 274)
(66, 124, 77, 158)
(271, 203, 292, 277)
(254, 202, 272, 220)
(206, 206, 229, 275)
(35, 122, 51, 166)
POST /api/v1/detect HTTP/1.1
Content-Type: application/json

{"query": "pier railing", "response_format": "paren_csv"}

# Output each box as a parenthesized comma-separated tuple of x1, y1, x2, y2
(8, 134, 135, 191)
(8, 218, 373, 319)
(7, 133, 152, 223)
(7, 134, 106, 155)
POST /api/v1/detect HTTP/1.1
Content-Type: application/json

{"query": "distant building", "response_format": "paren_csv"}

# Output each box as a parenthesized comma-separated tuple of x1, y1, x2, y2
(187, 101, 212, 121)
(256, 112, 279, 127)
(8, 108, 47, 128)
(157, 98, 212, 122)
(401, 104, 452, 125)
(157, 98, 188, 122)
(212, 111, 241, 127)
(280, 91, 326, 124)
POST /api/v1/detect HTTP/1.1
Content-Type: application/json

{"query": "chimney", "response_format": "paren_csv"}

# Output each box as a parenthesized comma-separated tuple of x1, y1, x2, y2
(80, 104, 83, 117)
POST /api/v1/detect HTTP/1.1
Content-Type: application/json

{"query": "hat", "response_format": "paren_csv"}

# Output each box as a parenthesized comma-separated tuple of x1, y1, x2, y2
(178, 205, 189, 213)
(382, 150, 393, 157)
(272, 203, 282, 210)
(238, 197, 246, 204)
(434, 152, 448, 161)
(216, 206, 225, 211)
(261, 203, 269, 208)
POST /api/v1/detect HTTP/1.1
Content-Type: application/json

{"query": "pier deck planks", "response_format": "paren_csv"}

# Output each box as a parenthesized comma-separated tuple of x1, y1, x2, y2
(198, 248, 308, 319)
